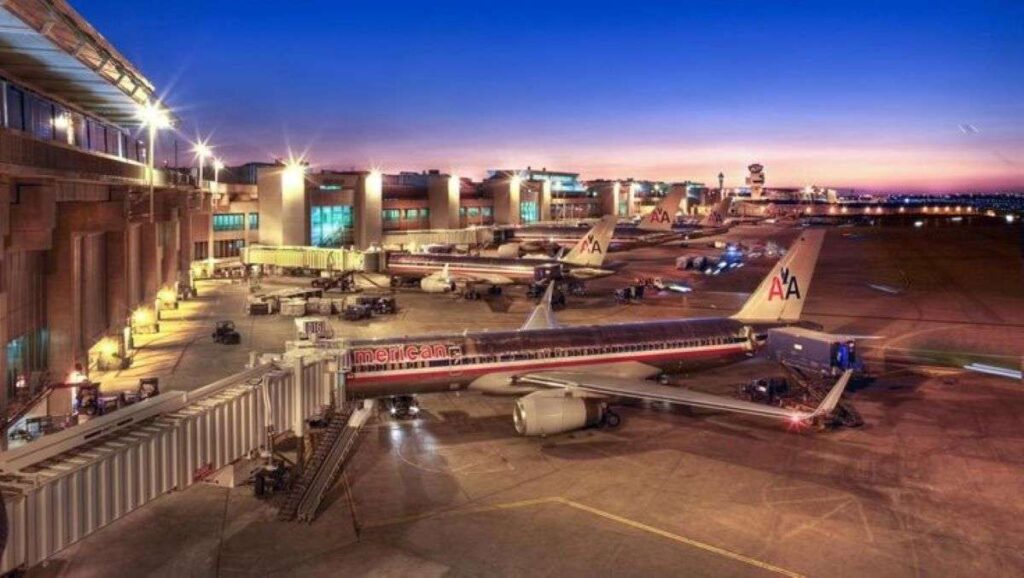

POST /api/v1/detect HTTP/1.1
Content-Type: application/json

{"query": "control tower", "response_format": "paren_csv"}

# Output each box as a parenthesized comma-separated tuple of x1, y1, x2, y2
(746, 164, 765, 199)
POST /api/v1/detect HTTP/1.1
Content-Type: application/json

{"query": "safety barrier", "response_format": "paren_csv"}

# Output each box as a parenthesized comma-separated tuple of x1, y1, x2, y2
(0, 357, 337, 573)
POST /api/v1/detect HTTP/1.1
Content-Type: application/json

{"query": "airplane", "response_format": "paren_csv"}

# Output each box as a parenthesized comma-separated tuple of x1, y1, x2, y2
(673, 196, 734, 239)
(507, 187, 686, 252)
(387, 215, 618, 294)
(338, 229, 852, 435)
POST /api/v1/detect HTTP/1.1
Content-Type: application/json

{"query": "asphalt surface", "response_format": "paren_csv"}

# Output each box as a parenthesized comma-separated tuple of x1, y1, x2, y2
(31, 219, 1024, 578)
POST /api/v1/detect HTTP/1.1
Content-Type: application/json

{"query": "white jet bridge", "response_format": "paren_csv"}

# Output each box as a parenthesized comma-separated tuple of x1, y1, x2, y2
(0, 349, 358, 573)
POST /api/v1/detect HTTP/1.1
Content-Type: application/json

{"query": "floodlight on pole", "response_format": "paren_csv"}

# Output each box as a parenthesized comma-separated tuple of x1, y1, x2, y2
(137, 101, 171, 222)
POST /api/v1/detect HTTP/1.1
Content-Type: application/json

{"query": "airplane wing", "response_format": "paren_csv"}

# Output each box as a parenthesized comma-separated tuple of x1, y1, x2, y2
(963, 363, 1022, 380)
(516, 369, 853, 422)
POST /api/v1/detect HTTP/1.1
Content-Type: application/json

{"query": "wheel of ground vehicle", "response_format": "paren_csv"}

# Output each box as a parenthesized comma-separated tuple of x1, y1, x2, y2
(604, 411, 621, 428)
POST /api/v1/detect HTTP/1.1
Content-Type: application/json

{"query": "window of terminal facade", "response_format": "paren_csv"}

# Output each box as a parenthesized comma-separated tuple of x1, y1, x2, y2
(213, 213, 245, 231)
(214, 239, 244, 258)
(520, 201, 539, 224)
(311, 205, 353, 247)
(248, 213, 259, 230)
(1, 74, 140, 161)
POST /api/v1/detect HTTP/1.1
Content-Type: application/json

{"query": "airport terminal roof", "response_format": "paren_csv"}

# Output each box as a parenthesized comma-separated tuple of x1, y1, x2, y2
(0, 0, 156, 126)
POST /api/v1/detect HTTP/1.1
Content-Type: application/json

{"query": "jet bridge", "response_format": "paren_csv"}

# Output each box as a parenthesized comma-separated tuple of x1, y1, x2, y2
(0, 355, 344, 574)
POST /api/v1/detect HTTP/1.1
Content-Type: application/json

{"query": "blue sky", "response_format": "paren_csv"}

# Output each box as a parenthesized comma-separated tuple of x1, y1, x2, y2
(79, 1, 1024, 191)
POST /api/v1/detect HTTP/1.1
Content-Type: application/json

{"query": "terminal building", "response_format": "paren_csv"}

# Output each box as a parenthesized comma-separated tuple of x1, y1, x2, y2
(0, 1, 214, 414)
(209, 165, 703, 251)
(0, 0, 716, 419)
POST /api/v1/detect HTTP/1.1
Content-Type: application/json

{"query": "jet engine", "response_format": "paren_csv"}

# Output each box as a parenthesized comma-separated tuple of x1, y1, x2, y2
(420, 276, 456, 293)
(496, 243, 522, 258)
(513, 390, 606, 436)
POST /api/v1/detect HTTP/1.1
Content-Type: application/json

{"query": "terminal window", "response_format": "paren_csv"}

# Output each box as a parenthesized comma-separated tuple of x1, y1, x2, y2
(520, 201, 539, 224)
(248, 213, 259, 230)
(213, 213, 245, 231)
(311, 205, 353, 247)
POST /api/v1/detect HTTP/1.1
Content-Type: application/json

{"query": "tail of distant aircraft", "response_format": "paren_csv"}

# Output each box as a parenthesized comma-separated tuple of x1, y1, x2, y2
(637, 188, 684, 231)
(560, 215, 617, 268)
(700, 196, 732, 228)
(731, 229, 825, 323)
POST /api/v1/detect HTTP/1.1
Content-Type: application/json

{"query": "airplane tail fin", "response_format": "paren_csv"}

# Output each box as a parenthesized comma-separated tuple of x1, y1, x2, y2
(637, 188, 684, 231)
(560, 215, 617, 268)
(731, 229, 825, 322)
(700, 196, 732, 228)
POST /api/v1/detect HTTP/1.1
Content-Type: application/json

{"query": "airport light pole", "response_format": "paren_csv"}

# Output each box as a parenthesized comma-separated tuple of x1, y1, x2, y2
(137, 102, 171, 223)
(193, 141, 213, 266)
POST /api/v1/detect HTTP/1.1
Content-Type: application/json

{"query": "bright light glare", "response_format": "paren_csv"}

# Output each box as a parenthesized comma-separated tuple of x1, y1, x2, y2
(96, 337, 119, 357)
(213, 158, 225, 171)
(132, 307, 155, 326)
(157, 287, 177, 303)
(137, 101, 171, 129)
(192, 140, 212, 158)
(1007, 214, 1016, 224)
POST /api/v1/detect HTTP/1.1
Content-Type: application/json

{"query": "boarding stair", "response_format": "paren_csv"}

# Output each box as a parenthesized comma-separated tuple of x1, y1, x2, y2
(278, 402, 370, 522)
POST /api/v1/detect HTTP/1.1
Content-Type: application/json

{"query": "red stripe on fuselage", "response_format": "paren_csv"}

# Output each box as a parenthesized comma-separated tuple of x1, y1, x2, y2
(347, 344, 746, 385)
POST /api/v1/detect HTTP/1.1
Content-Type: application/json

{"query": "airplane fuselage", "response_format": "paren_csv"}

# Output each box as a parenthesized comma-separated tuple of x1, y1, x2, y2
(344, 317, 756, 397)
(387, 252, 556, 282)
(511, 225, 676, 250)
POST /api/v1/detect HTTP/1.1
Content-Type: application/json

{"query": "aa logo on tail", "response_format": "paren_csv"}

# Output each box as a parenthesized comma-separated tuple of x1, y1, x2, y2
(768, 267, 801, 301)
(649, 208, 671, 224)
(579, 234, 603, 254)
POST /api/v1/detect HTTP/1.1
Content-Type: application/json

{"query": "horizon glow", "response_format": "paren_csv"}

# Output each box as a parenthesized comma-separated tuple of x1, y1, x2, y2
(78, 0, 1024, 193)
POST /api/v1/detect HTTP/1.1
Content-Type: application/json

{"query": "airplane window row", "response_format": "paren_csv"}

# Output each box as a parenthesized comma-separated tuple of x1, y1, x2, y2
(350, 335, 747, 373)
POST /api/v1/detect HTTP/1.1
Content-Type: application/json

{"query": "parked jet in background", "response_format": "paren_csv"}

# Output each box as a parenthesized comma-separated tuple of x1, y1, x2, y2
(508, 187, 685, 252)
(387, 215, 618, 293)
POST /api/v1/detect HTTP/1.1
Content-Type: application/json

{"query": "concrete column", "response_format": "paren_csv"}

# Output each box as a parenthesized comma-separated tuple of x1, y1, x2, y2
(427, 174, 460, 230)
(256, 166, 284, 246)
(670, 184, 689, 216)
(492, 178, 520, 225)
(0, 177, 9, 411)
(354, 172, 383, 249)
(625, 183, 637, 217)
(161, 218, 179, 288)
(46, 227, 79, 378)
(179, 204, 194, 271)
(106, 231, 129, 329)
(140, 222, 160, 301)
(595, 182, 618, 216)
(281, 167, 307, 246)
(539, 180, 552, 222)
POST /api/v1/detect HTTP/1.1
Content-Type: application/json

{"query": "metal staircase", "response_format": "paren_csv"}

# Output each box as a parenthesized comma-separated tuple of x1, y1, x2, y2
(278, 402, 371, 522)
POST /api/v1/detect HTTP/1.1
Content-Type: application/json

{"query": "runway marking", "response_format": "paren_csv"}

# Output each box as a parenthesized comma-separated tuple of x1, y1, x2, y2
(780, 498, 853, 541)
(364, 496, 805, 578)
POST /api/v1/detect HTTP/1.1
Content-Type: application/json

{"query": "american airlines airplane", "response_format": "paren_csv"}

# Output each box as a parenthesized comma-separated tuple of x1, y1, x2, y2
(337, 229, 851, 435)
(509, 187, 686, 251)
(387, 215, 618, 293)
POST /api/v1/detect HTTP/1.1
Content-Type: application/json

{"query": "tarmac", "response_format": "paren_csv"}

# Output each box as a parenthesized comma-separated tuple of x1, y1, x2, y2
(30, 219, 1024, 577)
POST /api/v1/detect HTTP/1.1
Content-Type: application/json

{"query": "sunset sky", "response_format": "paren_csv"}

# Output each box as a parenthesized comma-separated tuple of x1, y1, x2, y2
(80, 1, 1023, 192)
